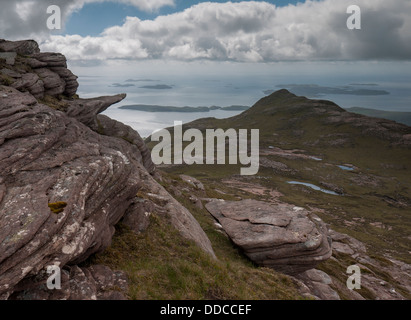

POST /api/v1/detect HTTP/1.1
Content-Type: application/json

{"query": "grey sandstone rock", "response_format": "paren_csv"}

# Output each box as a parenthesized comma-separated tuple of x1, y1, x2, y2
(0, 39, 40, 55)
(180, 175, 205, 191)
(295, 269, 340, 300)
(0, 52, 17, 65)
(30, 52, 67, 68)
(11, 73, 44, 99)
(34, 68, 65, 96)
(122, 198, 154, 234)
(0, 39, 215, 300)
(205, 199, 332, 275)
(0, 85, 143, 298)
(138, 170, 216, 259)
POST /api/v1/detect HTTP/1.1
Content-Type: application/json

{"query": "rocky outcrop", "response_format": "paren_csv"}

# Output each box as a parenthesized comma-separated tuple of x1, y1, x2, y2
(0, 85, 142, 298)
(0, 39, 78, 99)
(0, 39, 40, 55)
(205, 199, 332, 275)
(30, 53, 79, 97)
(0, 40, 215, 299)
(9, 264, 128, 300)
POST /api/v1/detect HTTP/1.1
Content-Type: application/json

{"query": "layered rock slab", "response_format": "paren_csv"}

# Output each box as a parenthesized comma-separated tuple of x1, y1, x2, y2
(0, 84, 216, 298)
(0, 86, 143, 298)
(205, 199, 332, 275)
(0, 39, 216, 299)
(0, 40, 78, 99)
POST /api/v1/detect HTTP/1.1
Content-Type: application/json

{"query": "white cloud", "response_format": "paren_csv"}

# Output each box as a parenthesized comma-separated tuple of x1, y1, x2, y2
(0, 0, 174, 40)
(2, 0, 411, 62)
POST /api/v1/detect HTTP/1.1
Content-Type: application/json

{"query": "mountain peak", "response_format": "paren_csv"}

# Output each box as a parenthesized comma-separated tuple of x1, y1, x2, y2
(239, 88, 343, 119)
(267, 88, 296, 97)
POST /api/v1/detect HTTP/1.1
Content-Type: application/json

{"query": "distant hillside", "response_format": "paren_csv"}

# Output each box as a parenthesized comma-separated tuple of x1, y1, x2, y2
(179, 89, 411, 149)
(120, 104, 249, 113)
(346, 107, 411, 127)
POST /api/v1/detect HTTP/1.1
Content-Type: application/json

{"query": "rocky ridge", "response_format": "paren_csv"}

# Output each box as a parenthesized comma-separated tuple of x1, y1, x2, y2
(0, 39, 215, 299)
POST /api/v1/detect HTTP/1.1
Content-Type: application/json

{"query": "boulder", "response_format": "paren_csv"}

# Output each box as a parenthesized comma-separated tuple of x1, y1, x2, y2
(0, 42, 79, 100)
(137, 171, 216, 259)
(180, 175, 205, 191)
(205, 199, 332, 275)
(94, 115, 156, 175)
(63, 94, 156, 175)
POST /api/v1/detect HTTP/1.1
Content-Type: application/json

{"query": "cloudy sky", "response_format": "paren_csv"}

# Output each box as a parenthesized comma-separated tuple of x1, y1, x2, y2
(1, 0, 411, 123)
(1, 0, 410, 62)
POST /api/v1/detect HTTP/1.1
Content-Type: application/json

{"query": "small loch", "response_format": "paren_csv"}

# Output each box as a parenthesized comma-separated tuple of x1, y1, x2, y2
(287, 181, 340, 196)
(338, 165, 354, 171)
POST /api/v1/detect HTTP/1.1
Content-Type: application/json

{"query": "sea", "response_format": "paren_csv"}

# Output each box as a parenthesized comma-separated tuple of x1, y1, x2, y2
(71, 60, 411, 137)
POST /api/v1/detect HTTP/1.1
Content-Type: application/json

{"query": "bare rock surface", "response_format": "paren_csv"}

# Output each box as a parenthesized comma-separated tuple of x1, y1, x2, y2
(93, 114, 156, 175)
(122, 198, 154, 234)
(0, 42, 78, 99)
(0, 53, 17, 65)
(205, 199, 332, 275)
(0, 39, 40, 55)
(179, 174, 205, 191)
(295, 269, 341, 300)
(10, 264, 128, 300)
(34, 68, 66, 96)
(326, 229, 411, 300)
(0, 85, 142, 298)
(0, 39, 215, 299)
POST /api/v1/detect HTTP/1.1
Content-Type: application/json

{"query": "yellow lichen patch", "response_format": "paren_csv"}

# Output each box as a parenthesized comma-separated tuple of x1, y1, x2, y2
(48, 202, 67, 214)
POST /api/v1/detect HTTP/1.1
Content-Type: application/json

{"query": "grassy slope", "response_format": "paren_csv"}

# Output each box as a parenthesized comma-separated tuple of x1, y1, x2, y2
(89, 176, 302, 300)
